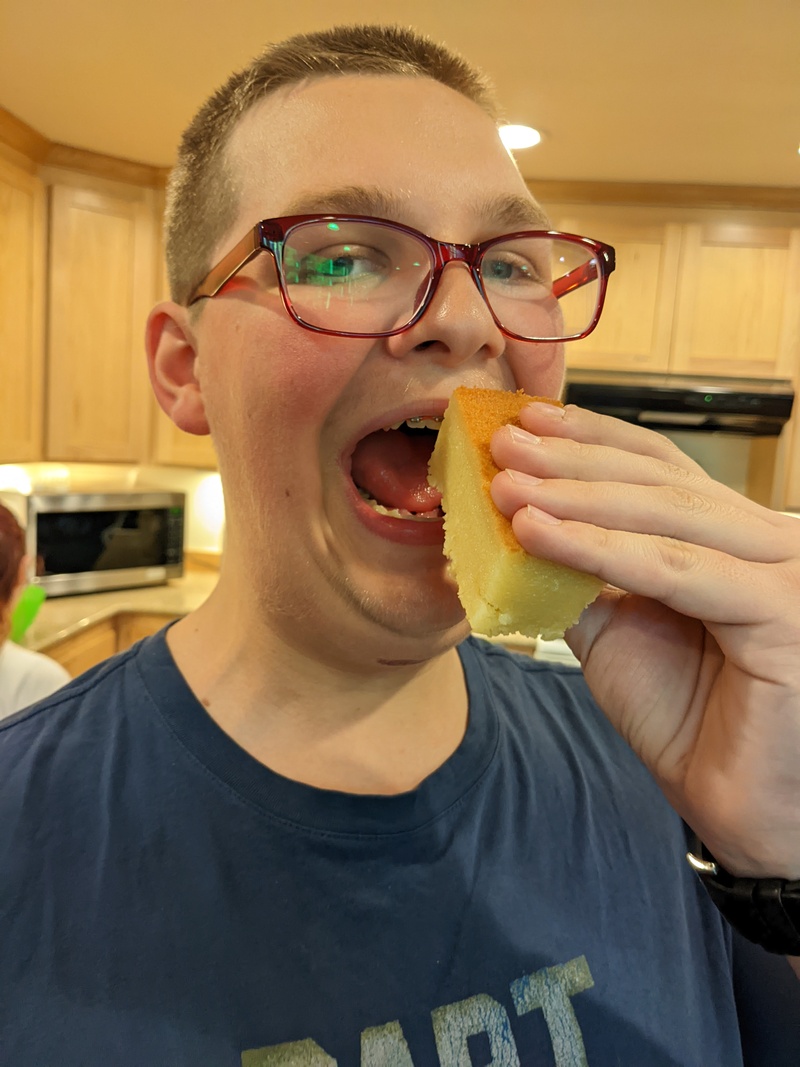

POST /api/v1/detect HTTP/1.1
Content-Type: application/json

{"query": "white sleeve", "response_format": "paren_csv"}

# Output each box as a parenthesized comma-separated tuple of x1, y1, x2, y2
(0, 643, 72, 721)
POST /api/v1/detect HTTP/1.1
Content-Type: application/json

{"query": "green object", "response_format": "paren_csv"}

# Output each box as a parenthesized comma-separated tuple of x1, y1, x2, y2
(9, 585, 46, 644)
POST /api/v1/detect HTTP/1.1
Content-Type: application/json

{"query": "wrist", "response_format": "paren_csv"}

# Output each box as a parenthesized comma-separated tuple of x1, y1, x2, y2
(687, 835, 800, 955)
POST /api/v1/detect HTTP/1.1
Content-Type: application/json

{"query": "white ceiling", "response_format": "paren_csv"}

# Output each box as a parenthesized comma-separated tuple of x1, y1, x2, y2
(1, 0, 798, 188)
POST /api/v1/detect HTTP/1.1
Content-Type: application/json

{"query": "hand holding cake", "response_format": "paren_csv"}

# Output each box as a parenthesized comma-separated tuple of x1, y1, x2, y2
(485, 389, 800, 884)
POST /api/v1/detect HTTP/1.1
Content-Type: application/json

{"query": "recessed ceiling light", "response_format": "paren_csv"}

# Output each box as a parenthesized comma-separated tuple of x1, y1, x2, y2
(499, 124, 542, 150)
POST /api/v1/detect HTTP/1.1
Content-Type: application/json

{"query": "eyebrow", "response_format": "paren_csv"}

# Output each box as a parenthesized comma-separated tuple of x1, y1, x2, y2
(282, 186, 409, 220)
(481, 193, 552, 231)
(280, 185, 552, 236)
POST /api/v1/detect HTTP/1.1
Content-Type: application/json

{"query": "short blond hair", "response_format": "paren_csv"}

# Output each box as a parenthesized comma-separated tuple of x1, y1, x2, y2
(164, 24, 499, 306)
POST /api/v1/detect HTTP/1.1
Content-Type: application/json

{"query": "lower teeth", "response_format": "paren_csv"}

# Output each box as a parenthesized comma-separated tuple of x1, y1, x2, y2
(357, 488, 442, 522)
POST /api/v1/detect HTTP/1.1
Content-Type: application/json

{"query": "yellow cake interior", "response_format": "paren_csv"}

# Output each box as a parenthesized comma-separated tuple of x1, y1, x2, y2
(428, 386, 604, 640)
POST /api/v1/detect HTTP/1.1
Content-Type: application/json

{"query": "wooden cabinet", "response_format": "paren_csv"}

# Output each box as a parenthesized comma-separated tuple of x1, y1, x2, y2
(45, 618, 118, 678)
(545, 202, 800, 382)
(44, 610, 178, 678)
(26, 173, 216, 471)
(670, 223, 800, 379)
(116, 611, 176, 652)
(0, 157, 46, 460)
(46, 183, 156, 462)
(550, 206, 683, 373)
(152, 407, 218, 469)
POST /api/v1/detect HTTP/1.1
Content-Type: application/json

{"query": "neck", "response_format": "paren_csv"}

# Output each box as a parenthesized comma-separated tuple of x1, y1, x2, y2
(166, 574, 469, 795)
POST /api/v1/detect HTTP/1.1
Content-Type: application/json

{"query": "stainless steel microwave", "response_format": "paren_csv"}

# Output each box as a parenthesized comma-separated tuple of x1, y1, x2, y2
(0, 489, 185, 597)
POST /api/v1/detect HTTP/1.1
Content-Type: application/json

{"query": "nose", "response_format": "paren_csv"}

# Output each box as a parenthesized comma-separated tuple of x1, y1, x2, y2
(383, 261, 506, 367)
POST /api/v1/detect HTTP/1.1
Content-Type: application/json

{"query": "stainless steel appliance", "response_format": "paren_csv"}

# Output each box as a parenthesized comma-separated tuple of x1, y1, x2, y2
(0, 489, 185, 597)
(564, 370, 794, 507)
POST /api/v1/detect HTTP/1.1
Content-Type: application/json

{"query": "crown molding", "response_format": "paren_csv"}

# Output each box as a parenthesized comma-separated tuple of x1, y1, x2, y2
(1, 107, 797, 207)
(0, 106, 169, 187)
(529, 178, 800, 212)
(45, 143, 169, 187)
(0, 107, 50, 164)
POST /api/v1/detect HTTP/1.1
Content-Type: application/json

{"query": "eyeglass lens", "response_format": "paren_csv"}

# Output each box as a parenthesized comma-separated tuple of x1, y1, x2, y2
(277, 219, 602, 340)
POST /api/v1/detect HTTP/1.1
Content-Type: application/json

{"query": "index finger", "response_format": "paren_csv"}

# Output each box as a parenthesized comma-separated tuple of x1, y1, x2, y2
(520, 401, 704, 469)
(515, 401, 771, 516)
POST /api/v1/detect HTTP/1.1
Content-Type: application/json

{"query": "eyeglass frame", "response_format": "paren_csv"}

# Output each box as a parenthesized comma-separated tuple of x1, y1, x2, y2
(186, 213, 616, 343)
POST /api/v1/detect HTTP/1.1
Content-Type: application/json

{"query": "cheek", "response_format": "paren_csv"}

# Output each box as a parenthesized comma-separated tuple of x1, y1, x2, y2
(198, 316, 372, 451)
(505, 341, 566, 401)
(271, 334, 367, 422)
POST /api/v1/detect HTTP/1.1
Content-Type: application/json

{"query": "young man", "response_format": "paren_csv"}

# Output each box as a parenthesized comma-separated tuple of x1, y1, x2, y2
(1, 24, 799, 1065)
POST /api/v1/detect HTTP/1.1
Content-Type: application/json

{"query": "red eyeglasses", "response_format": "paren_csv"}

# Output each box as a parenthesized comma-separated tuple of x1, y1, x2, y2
(188, 213, 615, 343)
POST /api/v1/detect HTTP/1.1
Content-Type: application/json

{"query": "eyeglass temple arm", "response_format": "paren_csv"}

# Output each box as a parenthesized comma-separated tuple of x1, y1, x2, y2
(551, 246, 615, 299)
(188, 227, 266, 304)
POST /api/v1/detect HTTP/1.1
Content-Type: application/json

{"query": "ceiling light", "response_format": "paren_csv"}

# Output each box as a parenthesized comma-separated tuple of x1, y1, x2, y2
(499, 124, 542, 150)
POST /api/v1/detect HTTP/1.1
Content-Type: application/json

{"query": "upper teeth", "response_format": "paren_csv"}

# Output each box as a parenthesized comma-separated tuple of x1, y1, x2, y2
(383, 416, 443, 431)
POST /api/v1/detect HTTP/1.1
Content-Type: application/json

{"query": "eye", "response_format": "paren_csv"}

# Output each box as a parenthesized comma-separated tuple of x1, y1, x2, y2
(285, 244, 391, 287)
(481, 250, 548, 287)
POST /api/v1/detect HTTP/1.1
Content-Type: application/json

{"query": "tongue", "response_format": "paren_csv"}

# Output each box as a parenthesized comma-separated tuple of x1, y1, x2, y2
(352, 429, 442, 513)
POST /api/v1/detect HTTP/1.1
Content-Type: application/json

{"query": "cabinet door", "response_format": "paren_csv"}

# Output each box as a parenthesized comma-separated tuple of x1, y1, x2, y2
(152, 406, 218, 469)
(116, 611, 177, 652)
(546, 206, 682, 373)
(46, 184, 155, 461)
(0, 158, 45, 460)
(670, 223, 800, 379)
(44, 619, 118, 678)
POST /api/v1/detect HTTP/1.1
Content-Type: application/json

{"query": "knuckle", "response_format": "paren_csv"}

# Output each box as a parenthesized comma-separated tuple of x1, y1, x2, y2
(660, 458, 702, 486)
(664, 484, 713, 518)
(655, 536, 699, 577)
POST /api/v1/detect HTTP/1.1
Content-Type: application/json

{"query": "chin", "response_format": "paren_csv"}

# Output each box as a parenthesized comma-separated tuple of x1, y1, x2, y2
(354, 614, 471, 670)
(367, 582, 471, 651)
(313, 566, 470, 666)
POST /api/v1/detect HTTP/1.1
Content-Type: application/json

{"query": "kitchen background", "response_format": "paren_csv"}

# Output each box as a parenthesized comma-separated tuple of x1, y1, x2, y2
(0, 0, 798, 670)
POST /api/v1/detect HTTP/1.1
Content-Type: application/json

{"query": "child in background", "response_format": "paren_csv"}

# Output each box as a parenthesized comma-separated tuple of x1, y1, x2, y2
(0, 504, 70, 719)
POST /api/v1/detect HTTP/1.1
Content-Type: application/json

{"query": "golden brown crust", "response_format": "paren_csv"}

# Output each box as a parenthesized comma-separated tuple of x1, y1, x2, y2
(454, 387, 562, 553)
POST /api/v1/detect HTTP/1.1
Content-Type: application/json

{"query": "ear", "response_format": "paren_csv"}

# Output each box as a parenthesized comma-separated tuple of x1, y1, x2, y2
(145, 302, 211, 436)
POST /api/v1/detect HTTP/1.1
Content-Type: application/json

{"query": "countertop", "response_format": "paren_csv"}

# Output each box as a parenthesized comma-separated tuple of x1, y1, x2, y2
(23, 565, 219, 651)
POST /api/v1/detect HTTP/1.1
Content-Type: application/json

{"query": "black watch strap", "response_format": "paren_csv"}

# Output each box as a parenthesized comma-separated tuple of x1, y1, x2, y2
(686, 835, 800, 955)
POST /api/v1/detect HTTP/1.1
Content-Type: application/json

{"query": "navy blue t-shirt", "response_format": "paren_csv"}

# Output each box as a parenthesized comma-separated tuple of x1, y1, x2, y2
(0, 631, 798, 1065)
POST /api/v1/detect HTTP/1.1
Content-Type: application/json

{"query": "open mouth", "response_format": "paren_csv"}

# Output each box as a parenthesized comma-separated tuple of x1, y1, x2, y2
(351, 416, 444, 522)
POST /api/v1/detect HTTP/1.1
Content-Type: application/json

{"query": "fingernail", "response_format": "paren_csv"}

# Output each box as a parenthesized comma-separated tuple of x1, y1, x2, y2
(506, 469, 543, 486)
(526, 504, 562, 525)
(526, 401, 565, 418)
(508, 426, 542, 445)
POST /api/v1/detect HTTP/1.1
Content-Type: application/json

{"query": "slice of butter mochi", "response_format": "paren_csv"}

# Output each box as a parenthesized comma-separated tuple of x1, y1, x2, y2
(428, 386, 604, 639)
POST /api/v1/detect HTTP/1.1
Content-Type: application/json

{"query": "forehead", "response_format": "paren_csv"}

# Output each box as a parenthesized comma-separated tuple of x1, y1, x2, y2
(223, 74, 546, 243)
